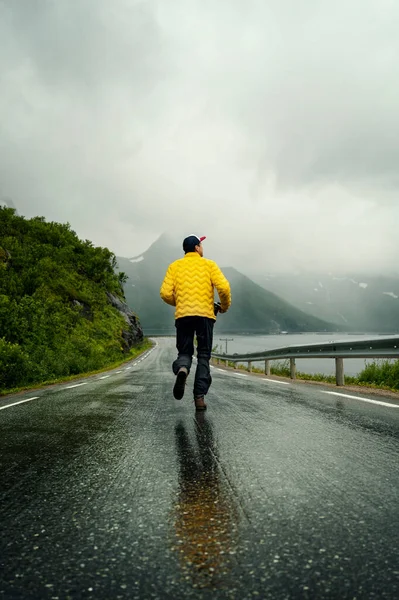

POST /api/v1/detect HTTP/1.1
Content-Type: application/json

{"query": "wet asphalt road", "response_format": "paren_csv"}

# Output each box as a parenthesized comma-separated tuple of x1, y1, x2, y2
(1, 338, 399, 600)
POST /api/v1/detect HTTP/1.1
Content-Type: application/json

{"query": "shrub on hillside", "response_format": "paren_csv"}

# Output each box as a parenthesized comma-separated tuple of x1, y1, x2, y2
(0, 206, 141, 392)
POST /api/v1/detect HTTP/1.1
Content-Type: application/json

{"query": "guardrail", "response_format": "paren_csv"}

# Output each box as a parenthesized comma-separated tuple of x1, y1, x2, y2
(211, 336, 399, 386)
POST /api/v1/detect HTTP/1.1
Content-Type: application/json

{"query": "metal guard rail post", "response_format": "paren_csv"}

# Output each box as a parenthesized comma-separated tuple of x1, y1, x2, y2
(211, 336, 399, 386)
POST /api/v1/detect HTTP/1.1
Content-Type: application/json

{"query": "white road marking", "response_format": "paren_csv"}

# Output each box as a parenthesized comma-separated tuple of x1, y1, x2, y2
(0, 397, 40, 411)
(65, 383, 88, 389)
(262, 378, 290, 386)
(99, 375, 111, 380)
(234, 373, 248, 377)
(126, 367, 132, 370)
(323, 391, 399, 409)
(115, 371, 122, 374)
(216, 368, 225, 372)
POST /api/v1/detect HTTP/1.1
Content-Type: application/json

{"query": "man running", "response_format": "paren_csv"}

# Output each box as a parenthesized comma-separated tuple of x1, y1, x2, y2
(160, 235, 231, 410)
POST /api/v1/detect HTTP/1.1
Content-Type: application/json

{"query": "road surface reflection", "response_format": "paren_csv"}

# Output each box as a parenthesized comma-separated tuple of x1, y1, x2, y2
(172, 413, 239, 590)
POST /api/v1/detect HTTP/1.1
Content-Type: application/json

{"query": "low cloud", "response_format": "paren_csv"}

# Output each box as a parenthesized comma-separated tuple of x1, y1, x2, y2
(1, 0, 398, 275)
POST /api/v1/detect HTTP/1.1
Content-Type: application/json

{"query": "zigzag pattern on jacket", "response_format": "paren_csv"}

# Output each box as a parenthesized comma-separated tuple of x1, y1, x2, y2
(160, 253, 231, 320)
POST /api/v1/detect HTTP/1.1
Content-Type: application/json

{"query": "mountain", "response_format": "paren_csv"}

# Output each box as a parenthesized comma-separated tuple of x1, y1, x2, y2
(245, 271, 399, 334)
(116, 235, 335, 334)
(116, 234, 181, 333)
(207, 267, 337, 334)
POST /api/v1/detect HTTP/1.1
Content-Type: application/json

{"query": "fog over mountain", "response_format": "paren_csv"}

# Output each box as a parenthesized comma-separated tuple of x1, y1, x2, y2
(117, 232, 399, 334)
(116, 233, 336, 334)
(1, 1, 399, 275)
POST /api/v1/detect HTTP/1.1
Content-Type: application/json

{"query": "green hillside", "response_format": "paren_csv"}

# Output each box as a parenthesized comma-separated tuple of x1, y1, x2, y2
(0, 207, 143, 392)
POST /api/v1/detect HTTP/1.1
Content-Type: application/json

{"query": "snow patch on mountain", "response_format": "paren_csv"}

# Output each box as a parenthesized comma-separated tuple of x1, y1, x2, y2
(332, 277, 368, 289)
(337, 312, 348, 323)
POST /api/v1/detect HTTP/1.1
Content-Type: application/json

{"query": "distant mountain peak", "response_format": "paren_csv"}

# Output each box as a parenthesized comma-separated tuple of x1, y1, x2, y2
(116, 241, 334, 334)
(128, 232, 178, 262)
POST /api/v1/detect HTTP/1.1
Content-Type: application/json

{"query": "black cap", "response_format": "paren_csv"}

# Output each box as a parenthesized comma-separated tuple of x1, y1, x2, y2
(182, 234, 206, 253)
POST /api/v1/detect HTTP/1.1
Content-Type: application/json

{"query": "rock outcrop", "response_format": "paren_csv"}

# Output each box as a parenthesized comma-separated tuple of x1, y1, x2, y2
(106, 292, 144, 350)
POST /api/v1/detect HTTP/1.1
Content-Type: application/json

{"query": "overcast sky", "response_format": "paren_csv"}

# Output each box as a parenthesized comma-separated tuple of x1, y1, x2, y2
(1, 0, 398, 274)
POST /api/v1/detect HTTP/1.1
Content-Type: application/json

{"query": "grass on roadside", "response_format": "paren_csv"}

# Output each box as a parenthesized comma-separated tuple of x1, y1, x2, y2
(212, 358, 399, 393)
(0, 338, 153, 397)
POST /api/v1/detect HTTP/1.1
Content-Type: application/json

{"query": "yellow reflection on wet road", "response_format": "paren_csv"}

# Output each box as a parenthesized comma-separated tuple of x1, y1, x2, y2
(172, 413, 239, 590)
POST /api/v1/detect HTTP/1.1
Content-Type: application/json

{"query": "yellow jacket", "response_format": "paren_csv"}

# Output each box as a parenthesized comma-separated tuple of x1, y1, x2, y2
(160, 252, 231, 320)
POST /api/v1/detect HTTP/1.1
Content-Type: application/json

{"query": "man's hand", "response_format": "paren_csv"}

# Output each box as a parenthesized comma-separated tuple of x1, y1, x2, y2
(214, 302, 227, 315)
(214, 302, 222, 315)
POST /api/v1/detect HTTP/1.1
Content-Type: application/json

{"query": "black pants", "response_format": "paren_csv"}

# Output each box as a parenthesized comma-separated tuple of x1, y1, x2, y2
(173, 316, 214, 399)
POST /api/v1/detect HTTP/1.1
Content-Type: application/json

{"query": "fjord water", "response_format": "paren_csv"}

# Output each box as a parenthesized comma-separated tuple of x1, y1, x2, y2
(213, 333, 396, 376)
